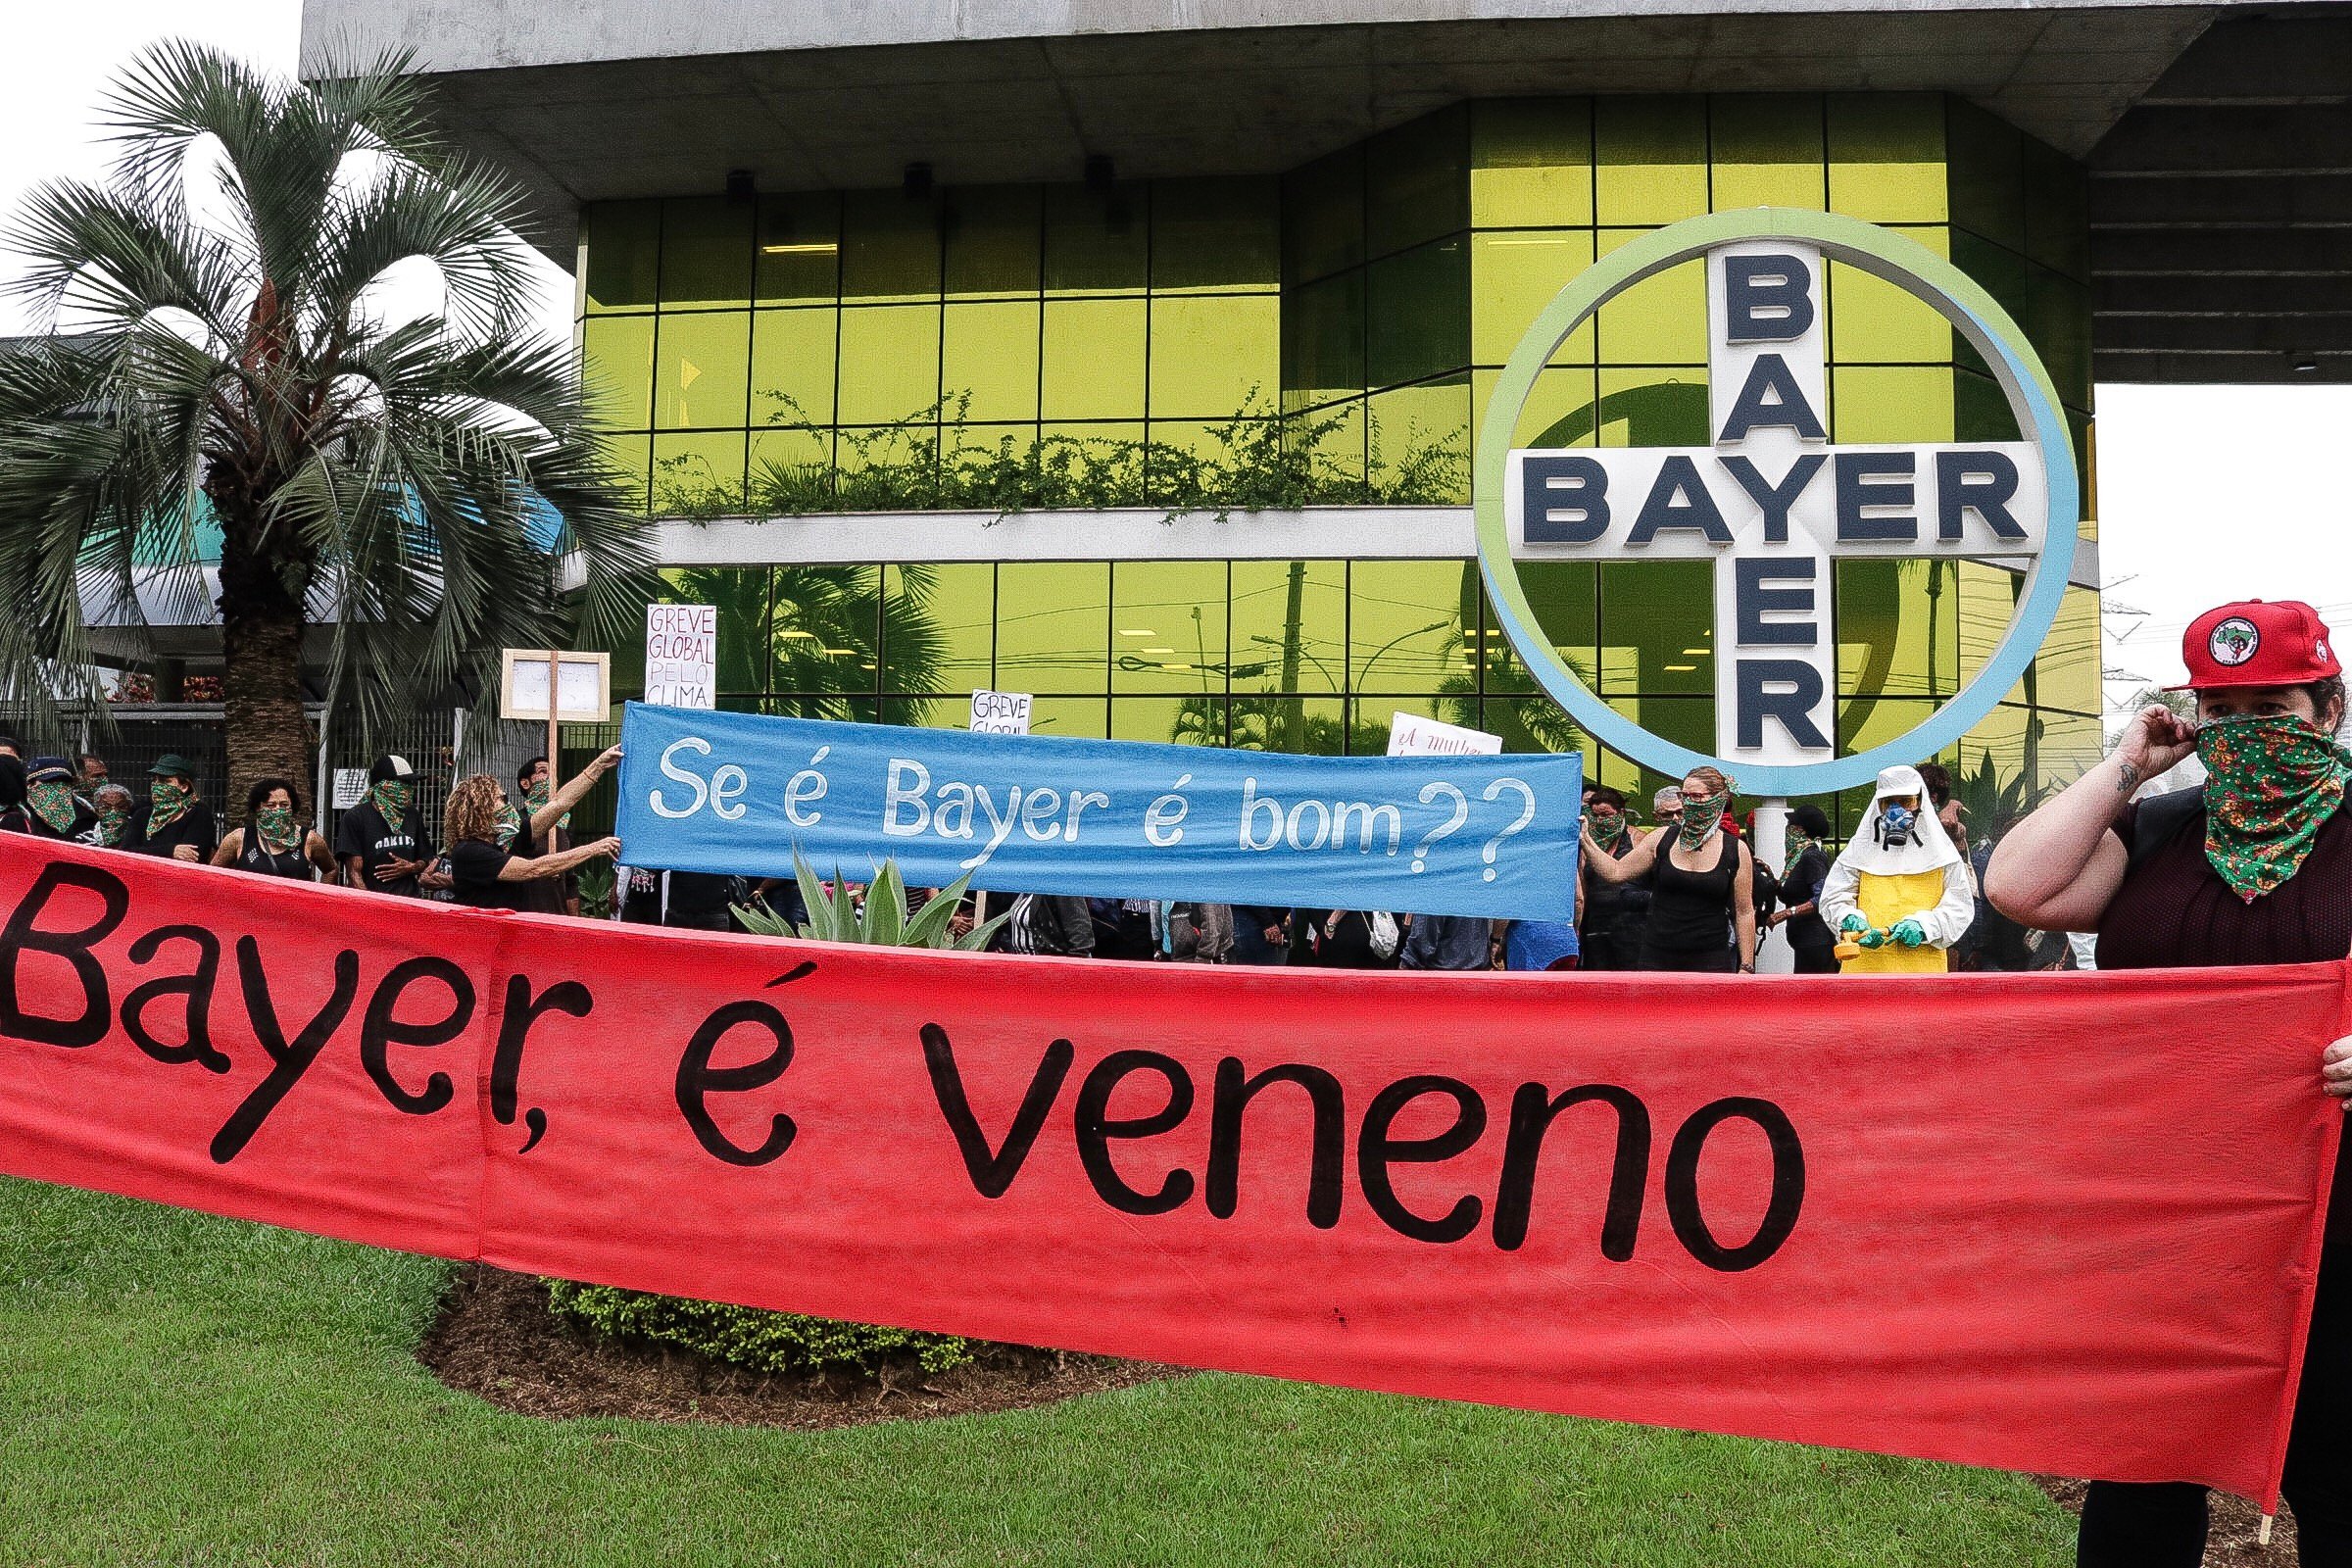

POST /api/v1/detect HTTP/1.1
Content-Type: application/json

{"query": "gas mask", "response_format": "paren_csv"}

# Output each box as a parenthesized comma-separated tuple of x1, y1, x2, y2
(1875, 797, 1920, 849)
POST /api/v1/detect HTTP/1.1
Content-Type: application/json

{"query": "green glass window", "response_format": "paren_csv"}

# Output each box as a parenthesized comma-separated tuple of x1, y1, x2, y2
(1147, 419, 1270, 495)
(1025, 698, 1111, 739)
(750, 307, 837, 427)
(1599, 562, 1713, 695)
(2022, 138, 2091, 283)
(582, 315, 655, 429)
(2030, 710, 2106, 794)
(581, 200, 661, 314)
(1595, 369, 1710, 447)
(880, 695, 965, 730)
(1152, 176, 1279, 293)
(1836, 559, 1962, 701)
(1232, 696, 1346, 755)
(1830, 366, 1954, 444)
(997, 563, 1109, 694)
(653, 312, 751, 429)
(2024, 264, 2093, 414)
(1150, 294, 1280, 418)
(1594, 97, 1707, 226)
(1040, 423, 1145, 502)
(1596, 249, 1707, 366)
(1955, 561, 2027, 702)
(1472, 365, 1601, 455)
(1483, 563, 1598, 694)
(1829, 232, 1954, 367)
(1231, 561, 1346, 695)
(1603, 697, 1714, 787)
(662, 567, 768, 695)
(1367, 376, 1470, 503)
(1946, 99, 2026, 252)
(1470, 98, 1593, 229)
(2034, 586, 2103, 716)
(651, 431, 747, 511)
(1826, 94, 1949, 224)
(1351, 694, 1486, 757)
(1472, 229, 1596, 368)
(1481, 694, 1592, 760)
(1709, 95, 1827, 211)
(660, 197, 754, 311)
(840, 189, 942, 303)
(1043, 185, 1148, 296)
(1283, 144, 1364, 286)
(769, 564, 880, 698)
(1114, 698, 1226, 747)
(750, 427, 831, 495)
(945, 184, 1043, 299)
(1955, 368, 2022, 443)
(1366, 237, 1470, 389)
(1040, 298, 1146, 420)
(1281, 270, 1366, 411)
(755, 193, 841, 307)
(597, 431, 652, 513)
(942, 300, 1042, 422)
(1112, 561, 1228, 694)
(1366, 105, 1469, 259)
(882, 563, 991, 693)
(1287, 399, 1366, 488)
(1838, 695, 1938, 759)
(1349, 560, 1469, 693)
(836, 305, 942, 424)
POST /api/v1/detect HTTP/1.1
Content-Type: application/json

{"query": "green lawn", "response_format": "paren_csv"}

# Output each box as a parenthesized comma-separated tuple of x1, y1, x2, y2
(0, 1176, 2071, 1566)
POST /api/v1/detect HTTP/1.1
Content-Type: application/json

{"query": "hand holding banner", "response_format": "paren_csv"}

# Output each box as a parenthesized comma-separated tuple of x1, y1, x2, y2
(613, 705, 1584, 919)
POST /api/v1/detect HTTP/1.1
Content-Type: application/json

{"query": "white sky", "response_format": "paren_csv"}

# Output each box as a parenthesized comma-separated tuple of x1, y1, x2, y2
(7, 0, 2348, 732)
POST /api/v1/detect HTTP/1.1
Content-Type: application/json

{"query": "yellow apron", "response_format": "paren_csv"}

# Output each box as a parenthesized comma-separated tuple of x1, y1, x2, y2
(1841, 868, 1951, 975)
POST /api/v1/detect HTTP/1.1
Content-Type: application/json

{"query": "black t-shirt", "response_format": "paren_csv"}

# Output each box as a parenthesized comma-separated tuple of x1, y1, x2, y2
(20, 796, 105, 848)
(510, 820, 572, 915)
(128, 799, 217, 859)
(333, 803, 433, 897)
(1783, 845, 1835, 951)
(448, 838, 527, 910)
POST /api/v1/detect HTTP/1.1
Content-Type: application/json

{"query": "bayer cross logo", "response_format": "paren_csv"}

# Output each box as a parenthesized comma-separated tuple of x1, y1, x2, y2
(1475, 209, 2082, 799)
(2209, 617, 2261, 666)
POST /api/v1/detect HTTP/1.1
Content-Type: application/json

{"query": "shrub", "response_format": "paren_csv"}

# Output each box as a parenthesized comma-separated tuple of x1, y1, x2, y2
(546, 1279, 975, 1376)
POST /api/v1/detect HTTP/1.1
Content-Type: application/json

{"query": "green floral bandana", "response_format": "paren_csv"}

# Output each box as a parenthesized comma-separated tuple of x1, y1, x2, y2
(369, 780, 412, 822)
(95, 799, 129, 847)
(25, 780, 80, 836)
(1783, 828, 1816, 879)
(255, 804, 304, 855)
(2197, 713, 2352, 902)
(493, 801, 522, 849)
(1677, 806, 1721, 852)
(524, 777, 569, 830)
(147, 778, 192, 834)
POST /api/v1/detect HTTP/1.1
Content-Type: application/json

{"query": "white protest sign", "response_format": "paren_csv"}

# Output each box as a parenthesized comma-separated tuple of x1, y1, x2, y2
(1386, 711, 1504, 758)
(969, 689, 1033, 735)
(500, 650, 611, 722)
(645, 604, 718, 710)
(330, 768, 368, 810)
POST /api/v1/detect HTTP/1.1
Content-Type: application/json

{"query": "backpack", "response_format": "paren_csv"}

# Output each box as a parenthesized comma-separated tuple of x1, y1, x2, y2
(1367, 910, 1400, 961)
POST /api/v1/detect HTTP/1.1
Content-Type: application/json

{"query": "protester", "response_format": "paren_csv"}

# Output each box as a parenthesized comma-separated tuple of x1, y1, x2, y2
(336, 755, 434, 896)
(213, 777, 337, 880)
(126, 754, 216, 861)
(1398, 912, 1494, 971)
(441, 771, 619, 910)
(1158, 902, 1235, 962)
(1307, 908, 1399, 969)
(0, 754, 28, 834)
(1004, 892, 1096, 956)
(1578, 786, 1650, 970)
(1819, 765, 1975, 974)
(75, 754, 108, 790)
(17, 757, 103, 844)
(1762, 804, 1838, 973)
(511, 755, 584, 916)
(1985, 598, 2352, 1566)
(0, 737, 23, 761)
(89, 782, 135, 849)
(1231, 905, 1291, 965)
(1652, 785, 1684, 830)
(616, 863, 744, 930)
(1583, 767, 1755, 972)
(1914, 760, 1970, 866)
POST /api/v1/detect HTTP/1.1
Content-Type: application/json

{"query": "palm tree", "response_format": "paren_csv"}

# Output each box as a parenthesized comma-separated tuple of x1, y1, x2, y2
(0, 43, 652, 799)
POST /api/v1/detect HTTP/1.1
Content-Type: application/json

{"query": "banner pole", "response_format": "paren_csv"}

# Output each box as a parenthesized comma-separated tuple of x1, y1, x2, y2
(1753, 796, 1792, 974)
(545, 649, 562, 786)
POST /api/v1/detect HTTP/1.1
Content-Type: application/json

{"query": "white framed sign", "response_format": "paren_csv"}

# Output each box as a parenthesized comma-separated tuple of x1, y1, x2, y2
(969, 689, 1033, 735)
(644, 604, 718, 710)
(1386, 711, 1503, 758)
(500, 649, 612, 723)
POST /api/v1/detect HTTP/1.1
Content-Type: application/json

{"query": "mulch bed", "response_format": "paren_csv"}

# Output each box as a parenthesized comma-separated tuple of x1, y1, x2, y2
(416, 1264, 1179, 1431)
(2035, 1478, 2297, 1566)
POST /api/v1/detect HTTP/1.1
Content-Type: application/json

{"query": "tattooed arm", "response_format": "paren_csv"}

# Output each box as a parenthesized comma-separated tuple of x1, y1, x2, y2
(1984, 705, 2198, 932)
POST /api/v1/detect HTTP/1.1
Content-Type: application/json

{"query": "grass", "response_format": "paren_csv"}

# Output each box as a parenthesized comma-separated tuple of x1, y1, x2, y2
(0, 1175, 2073, 1567)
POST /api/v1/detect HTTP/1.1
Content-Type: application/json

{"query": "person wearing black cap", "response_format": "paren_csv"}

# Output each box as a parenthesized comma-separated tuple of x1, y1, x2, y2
(1988, 598, 2352, 1566)
(17, 757, 103, 845)
(126, 754, 216, 861)
(1764, 803, 1837, 973)
(335, 754, 434, 896)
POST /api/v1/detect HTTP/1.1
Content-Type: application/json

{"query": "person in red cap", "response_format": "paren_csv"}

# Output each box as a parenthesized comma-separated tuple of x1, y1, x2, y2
(1987, 598, 2352, 1566)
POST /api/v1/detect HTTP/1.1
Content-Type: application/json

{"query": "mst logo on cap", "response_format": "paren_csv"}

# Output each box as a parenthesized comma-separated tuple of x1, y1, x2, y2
(2177, 600, 2342, 690)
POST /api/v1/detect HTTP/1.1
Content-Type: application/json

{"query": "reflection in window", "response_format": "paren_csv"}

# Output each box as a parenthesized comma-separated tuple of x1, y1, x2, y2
(1470, 98, 1592, 228)
(660, 197, 754, 311)
(942, 300, 1042, 423)
(882, 563, 987, 698)
(1349, 560, 1470, 693)
(841, 189, 942, 303)
(1152, 176, 1280, 293)
(1112, 561, 1228, 695)
(1150, 295, 1280, 418)
(654, 313, 751, 429)
(750, 308, 837, 427)
(1366, 105, 1468, 259)
(652, 431, 746, 510)
(1044, 185, 1148, 295)
(756, 192, 841, 306)
(836, 306, 942, 424)
(1838, 559, 1961, 702)
(1366, 237, 1470, 389)
(1595, 96, 1707, 225)
(1599, 562, 1713, 696)
(1041, 298, 1148, 420)
(767, 565, 881, 705)
(1281, 270, 1366, 411)
(998, 563, 1109, 694)
(944, 184, 1043, 298)
(1231, 561, 1346, 695)
(582, 200, 662, 314)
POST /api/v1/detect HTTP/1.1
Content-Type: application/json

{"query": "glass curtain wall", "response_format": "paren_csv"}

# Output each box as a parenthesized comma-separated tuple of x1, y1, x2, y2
(579, 92, 2101, 825)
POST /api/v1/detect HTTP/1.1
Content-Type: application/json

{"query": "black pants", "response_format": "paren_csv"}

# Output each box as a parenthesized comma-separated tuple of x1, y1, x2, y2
(1636, 943, 1738, 974)
(2080, 1244, 2350, 1566)
(1791, 943, 1838, 974)
(1581, 930, 1633, 971)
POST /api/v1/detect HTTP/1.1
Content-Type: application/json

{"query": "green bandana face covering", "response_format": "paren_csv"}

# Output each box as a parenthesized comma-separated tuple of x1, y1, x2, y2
(2196, 713, 2352, 901)
(95, 799, 129, 847)
(493, 801, 522, 849)
(1589, 809, 1623, 844)
(370, 780, 412, 820)
(1783, 828, 1816, 878)
(25, 779, 79, 836)
(148, 778, 192, 833)
(1677, 803, 1721, 851)
(524, 776, 569, 830)
(255, 803, 303, 854)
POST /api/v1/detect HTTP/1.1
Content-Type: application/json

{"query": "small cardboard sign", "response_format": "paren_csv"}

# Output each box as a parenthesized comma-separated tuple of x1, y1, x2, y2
(968, 689, 1033, 735)
(500, 650, 611, 723)
(1386, 711, 1504, 758)
(330, 768, 368, 810)
(644, 605, 718, 710)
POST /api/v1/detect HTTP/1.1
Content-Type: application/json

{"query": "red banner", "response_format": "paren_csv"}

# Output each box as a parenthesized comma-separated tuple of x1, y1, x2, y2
(0, 836, 2339, 1502)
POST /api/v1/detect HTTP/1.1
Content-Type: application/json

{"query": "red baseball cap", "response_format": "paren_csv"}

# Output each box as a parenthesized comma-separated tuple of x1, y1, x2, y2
(2171, 600, 2341, 690)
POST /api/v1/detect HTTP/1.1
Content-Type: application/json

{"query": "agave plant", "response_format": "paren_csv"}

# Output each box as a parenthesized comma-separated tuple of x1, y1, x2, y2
(732, 852, 1008, 951)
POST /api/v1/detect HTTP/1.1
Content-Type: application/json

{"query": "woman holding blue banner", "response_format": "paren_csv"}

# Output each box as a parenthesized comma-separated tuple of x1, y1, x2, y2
(1581, 766, 1756, 974)
(1987, 598, 2352, 1567)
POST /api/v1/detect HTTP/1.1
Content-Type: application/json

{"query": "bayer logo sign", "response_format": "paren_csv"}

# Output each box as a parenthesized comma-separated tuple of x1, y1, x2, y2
(1473, 209, 2082, 801)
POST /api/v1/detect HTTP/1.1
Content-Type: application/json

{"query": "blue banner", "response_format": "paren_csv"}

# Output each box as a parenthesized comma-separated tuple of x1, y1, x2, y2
(612, 705, 1582, 920)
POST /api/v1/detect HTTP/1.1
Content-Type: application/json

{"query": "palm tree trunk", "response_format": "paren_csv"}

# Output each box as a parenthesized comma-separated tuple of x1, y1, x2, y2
(217, 539, 313, 813)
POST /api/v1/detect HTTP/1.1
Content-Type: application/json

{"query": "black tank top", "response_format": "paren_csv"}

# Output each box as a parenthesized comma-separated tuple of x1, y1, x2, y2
(239, 833, 313, 880)
(1644, 829, 1738, 952)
